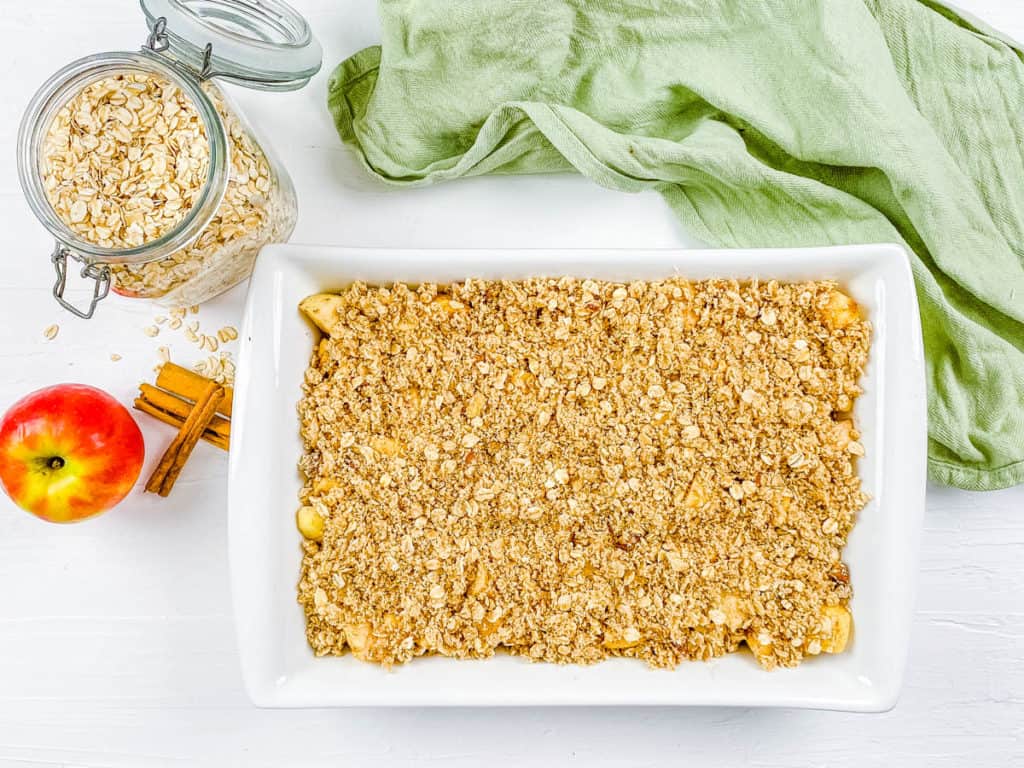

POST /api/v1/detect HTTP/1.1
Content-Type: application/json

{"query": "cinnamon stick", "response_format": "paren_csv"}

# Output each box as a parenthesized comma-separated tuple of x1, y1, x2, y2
(156, 362, 233, 418)
(133, 397, 229, 451)
(145, 381, 225, 497)
(138, 384, 231, 440)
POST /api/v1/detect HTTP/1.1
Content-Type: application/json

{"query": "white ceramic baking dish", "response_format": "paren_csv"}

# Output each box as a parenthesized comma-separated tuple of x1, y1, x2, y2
(228, 243, 926, 710)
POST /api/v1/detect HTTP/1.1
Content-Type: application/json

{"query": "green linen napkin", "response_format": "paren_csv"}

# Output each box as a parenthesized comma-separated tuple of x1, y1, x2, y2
(328, 0, 1024, 490)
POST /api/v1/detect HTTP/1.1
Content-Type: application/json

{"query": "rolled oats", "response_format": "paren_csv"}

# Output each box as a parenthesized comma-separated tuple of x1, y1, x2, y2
(109, 84, 294, 304)
(42, 74, 208, 250)
(42, 73, 293, 306)
(193, 352, 235, 386)
(217, 325, 239, 343)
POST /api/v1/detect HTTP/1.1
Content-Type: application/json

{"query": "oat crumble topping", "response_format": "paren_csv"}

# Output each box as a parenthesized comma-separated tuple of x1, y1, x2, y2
(296, 277, 869, 669)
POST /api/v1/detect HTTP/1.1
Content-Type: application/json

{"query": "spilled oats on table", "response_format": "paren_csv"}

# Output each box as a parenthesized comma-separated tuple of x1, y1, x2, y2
(295, 277, 869, 670)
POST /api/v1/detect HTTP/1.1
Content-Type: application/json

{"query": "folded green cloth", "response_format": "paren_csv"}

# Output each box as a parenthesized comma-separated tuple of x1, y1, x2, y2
(329, 0, 1024, 490)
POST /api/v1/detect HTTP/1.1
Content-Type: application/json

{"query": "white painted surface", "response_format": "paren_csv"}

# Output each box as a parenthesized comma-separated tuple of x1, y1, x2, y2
(0, 0, 1020, 765)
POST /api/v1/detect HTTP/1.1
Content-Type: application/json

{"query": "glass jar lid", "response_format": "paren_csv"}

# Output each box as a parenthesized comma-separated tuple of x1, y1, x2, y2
(140, 0, 322, 91)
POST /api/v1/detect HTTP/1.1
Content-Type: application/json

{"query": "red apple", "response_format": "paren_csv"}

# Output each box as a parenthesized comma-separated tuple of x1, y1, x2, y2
(0, 384, 144, 523)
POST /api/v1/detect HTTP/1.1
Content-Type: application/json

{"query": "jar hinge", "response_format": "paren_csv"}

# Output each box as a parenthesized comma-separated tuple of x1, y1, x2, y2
(146, 16, 171, 53)
(51, 244, 111, 320)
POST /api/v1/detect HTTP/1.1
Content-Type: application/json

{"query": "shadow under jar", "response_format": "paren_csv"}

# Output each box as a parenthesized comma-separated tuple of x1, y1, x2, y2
(17, 0, 321, 317)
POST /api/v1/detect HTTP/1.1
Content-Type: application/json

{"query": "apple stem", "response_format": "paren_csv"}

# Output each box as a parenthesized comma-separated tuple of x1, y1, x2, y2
(48, 457, 65, 470)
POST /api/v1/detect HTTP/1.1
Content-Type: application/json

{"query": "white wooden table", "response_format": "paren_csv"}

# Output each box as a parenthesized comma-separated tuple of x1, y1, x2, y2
(1, 1, 1021, 765)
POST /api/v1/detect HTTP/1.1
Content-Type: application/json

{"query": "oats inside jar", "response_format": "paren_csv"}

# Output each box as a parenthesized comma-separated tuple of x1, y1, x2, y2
(41, 73, 210, 249)
(39, 72, 294, 305)
(296, 277, 869, 670)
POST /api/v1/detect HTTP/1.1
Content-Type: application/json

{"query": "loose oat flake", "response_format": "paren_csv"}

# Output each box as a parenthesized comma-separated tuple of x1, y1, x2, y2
(194, 352, 235, 386)
(296, 278, 869, 670)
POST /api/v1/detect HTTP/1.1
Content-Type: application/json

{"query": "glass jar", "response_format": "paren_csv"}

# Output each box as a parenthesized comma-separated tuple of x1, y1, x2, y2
(16, 0, 321, 317)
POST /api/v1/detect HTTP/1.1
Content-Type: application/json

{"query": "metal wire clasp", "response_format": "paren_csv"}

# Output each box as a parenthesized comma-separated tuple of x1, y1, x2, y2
(144, 16, 216, 80)
(146, 16, 170, 53)
(51, 244, 111, 320)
